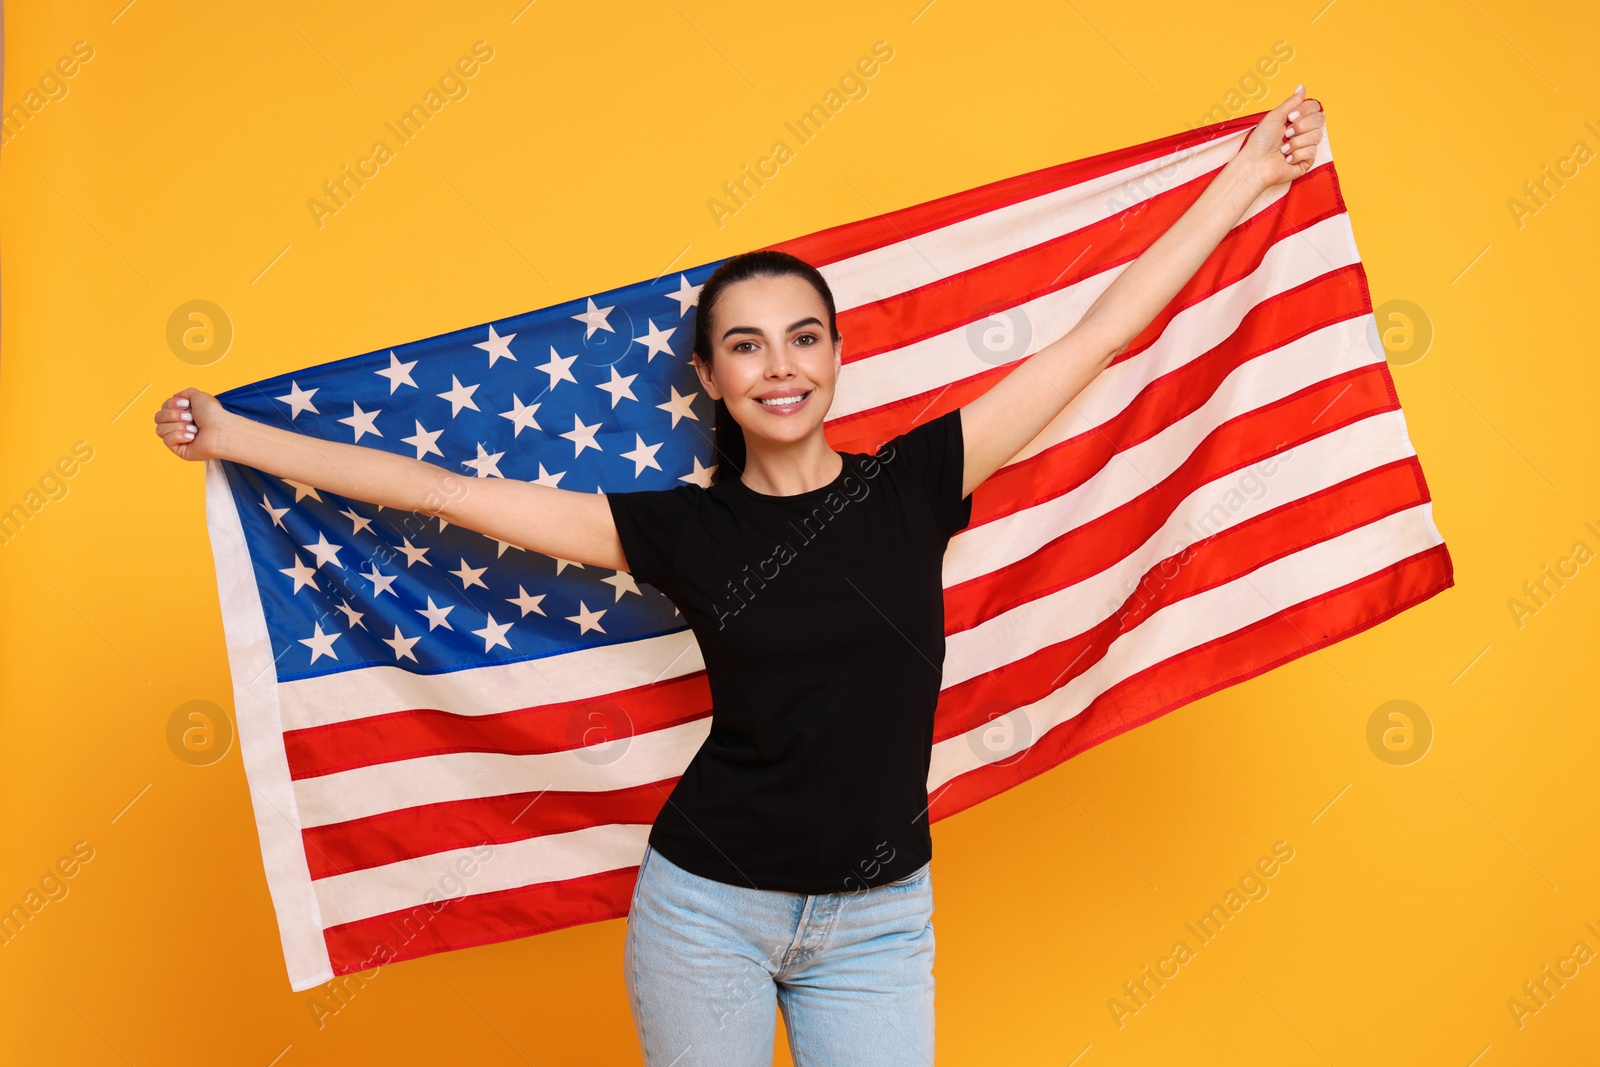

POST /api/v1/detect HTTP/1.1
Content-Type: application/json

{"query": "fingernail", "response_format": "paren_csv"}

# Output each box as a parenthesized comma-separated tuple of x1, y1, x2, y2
(1289, 110, 1300, 121)
(1295, 84, 1304, 93)
(177, 398, 189, 408)
(181, 412, 192, 421)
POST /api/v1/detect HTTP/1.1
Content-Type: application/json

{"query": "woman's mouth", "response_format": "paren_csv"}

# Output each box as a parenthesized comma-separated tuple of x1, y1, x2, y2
(754, 390, 812, 415)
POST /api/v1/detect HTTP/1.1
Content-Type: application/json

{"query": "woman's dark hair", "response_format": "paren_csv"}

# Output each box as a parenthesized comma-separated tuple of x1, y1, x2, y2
(692, 249, 841, 485)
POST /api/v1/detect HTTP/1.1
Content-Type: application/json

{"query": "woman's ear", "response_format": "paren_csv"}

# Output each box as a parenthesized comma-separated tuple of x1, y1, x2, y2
(692, 354, 721, 401)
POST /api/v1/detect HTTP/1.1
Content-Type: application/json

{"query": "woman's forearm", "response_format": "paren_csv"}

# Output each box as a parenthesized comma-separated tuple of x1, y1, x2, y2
(216, 408, 465, 517)
(1081, 155, 1269, 353)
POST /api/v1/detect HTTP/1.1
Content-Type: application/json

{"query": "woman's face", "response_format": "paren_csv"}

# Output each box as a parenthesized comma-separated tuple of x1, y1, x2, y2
(693, 273, 842, 448)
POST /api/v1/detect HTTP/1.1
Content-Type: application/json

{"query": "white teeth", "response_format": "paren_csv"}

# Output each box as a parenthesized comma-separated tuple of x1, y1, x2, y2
(758, 393, 807, 407)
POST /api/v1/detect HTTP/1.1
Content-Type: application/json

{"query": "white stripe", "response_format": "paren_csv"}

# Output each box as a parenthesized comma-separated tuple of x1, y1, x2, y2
(205, 460, 334, 992)
(943, 311, 1382, 589)
(930, 501, 1443, 790)
(817, 128, 1250, 309)
(945, 408, 1423, 688)
(280, 627, 703, 730)
(294, 717, 711, 828)
(313, 823, 651, 929)
(828, 184, 1349, 421)
(818, 127, 1334, 313)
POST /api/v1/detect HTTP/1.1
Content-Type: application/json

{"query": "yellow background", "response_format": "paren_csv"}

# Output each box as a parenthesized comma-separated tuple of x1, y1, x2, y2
(2, 0, 1596, 1063)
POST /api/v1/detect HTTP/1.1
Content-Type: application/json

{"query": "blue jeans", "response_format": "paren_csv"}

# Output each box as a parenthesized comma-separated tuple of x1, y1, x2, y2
(624, 843, 936, 1066)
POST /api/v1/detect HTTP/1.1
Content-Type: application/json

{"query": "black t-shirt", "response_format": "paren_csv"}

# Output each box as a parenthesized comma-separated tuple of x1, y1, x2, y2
(605, 407, 973, 893)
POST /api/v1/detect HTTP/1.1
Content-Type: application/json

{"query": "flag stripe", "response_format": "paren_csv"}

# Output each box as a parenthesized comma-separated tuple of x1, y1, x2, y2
(322, 863, 641, 977)
(928, 545, 1453, 821)
(284, 671, 709, 781)
(304, 782, 672, 880)
(776, 114, 1262, 279)
(937, 457, 1438, 745)
(931, 502, 1446, 789)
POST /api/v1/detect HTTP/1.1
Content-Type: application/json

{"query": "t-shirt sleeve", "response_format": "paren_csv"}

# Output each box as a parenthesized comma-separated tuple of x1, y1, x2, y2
(604, 483, 702, 589)
(880, 407, 973, 539)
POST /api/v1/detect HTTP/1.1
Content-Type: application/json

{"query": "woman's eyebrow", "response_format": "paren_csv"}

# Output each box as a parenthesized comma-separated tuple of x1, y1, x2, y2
(721, 316, 824, 342)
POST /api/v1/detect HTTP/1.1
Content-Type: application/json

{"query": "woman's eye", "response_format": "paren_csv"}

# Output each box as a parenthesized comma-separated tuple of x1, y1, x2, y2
(733, 341, 756, 353)
(795, 333, 816, 345)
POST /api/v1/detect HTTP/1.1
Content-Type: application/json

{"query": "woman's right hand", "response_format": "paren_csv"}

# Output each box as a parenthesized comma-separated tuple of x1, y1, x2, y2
(153, 387, 229, 462)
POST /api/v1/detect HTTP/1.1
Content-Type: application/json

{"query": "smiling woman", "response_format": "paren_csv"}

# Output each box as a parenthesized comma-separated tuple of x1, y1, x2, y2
(151, 84, 1327, 1064)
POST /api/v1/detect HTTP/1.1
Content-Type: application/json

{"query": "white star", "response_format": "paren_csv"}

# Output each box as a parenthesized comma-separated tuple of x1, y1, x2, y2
(565, 600, 607, 635)
(360, 563, 398, 598)
(338, 401, 383, 442)
(474, 323, 518, 366)
(633, 319, 676, 362)
(531, 463, 567, 487)
(572, 298, 615, 338)
(333, 598, 367, 631)
(338, 506, 374, 536)
(278, 554, 319, 594)
(499, 394, 542, 437)
(451, 557, 488, 591)
(656, 385, 701, 428)
(275, 381, 319, 419)
(437, 375, 481, 417)
(538, 346, 580, 391)
(397, 537, 432, 568)
(601, 570, 641, 603)
(401, 420, 445, 460)
(560, 413, 603, 457)
(301, 532, 345, 569)
(259, 494, 289, 529)
(382, 624, 422, 663)
(299, 622, 341, 664)
(620, 434, 664, 476)
(553, 556, 585, 576)
(506, 585, 547, 617)
(461, 442, 506, 478)
(415, 596, 455, 631)
(679, 455, 716, 488)
(472, 612, 515, 653)
(281, 477, 321, 503)
(595, 365, 639, 408)
(493, 539, 525, 558)
(666, 274, 703, 316)
(375, 351, 418, 394)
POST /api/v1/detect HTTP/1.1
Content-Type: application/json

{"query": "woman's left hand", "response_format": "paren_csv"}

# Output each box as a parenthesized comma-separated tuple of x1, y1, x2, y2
(1236, 85, 1325, 191)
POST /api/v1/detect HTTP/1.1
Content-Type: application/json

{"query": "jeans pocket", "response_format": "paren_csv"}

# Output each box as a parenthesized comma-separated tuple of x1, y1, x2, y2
(883, 860, 930, 888)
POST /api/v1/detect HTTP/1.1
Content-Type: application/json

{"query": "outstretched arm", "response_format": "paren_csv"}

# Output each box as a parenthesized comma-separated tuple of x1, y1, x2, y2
(153, 387, 629, 570)
(958, 86, 1326, 498)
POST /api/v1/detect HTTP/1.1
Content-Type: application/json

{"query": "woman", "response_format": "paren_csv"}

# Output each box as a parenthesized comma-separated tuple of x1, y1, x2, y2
(155, 88, 1322, 1065)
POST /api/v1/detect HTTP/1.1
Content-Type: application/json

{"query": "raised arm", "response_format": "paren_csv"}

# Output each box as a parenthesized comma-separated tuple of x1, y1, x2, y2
(958, 86, 1325, 498)
(153, 387, 629, 571)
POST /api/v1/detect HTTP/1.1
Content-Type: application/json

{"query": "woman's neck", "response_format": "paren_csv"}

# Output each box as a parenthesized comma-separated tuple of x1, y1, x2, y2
(737, 433, 844, 496)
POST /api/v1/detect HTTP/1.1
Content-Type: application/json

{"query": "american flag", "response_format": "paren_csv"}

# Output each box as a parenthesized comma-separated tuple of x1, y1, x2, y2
(206, 107, 1453, 991)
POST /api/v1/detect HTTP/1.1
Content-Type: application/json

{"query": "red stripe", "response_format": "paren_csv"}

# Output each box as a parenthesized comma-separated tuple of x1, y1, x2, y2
(767, 111, 1266, 269)
(929, 544, 1454, 822)
(285, 670, 709, 781)
(961, 264, 1372, 537)
(303, 781, 676, 880)
(934, 456, 1439, 747)
(834, 153, 1346, 371)
(821, 164, 1353, 456)
(323, 865, 639, 978)
(945, 362, 1403, 637)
